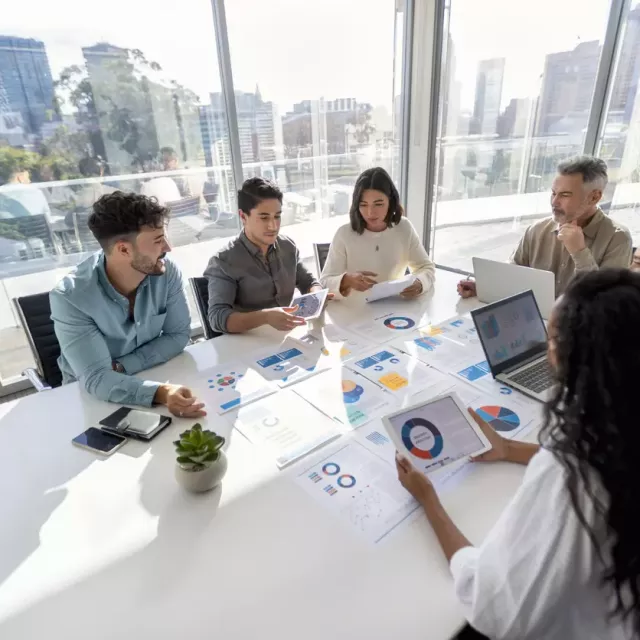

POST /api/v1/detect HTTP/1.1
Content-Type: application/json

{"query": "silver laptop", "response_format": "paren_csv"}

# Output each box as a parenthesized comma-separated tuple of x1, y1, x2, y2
(472, 257, 555, 320)
(471, 290, 555, 403)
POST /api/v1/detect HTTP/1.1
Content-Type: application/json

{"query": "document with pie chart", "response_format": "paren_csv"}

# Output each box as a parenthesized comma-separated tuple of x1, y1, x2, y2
(349, 311, 429, 344)
(384, 394, 490, 475)
(292, 366, 398, 429)
(234, 390, 340, 468)
(195, 362, 277, 415)
(296, 441, 420, 544)
(466, 389, 542, 440)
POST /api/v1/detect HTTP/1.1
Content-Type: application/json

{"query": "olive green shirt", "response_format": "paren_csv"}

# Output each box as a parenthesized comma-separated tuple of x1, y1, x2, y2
(511, 209, 632, 295)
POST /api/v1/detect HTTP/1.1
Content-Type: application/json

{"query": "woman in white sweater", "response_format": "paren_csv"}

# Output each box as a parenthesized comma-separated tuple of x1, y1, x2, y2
(320, 167, 435, 299)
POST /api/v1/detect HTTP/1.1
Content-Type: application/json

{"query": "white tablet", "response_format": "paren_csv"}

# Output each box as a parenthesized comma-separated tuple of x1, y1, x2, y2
(382, 392, 492, 475)
(290, 289, 329, 320)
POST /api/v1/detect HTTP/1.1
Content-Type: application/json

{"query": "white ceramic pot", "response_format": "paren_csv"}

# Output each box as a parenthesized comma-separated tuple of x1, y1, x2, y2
(175, 451, 228, 493)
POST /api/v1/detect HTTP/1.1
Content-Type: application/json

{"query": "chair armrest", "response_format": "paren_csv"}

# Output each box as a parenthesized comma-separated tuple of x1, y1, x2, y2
(23, 368, 52, 392)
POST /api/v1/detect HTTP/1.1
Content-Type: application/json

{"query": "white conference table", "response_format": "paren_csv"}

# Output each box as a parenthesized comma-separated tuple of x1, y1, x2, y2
(0, 269, 530, 640)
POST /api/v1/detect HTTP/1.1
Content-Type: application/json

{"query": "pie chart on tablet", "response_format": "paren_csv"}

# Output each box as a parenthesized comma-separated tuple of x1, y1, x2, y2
(476, 406, 521, 432)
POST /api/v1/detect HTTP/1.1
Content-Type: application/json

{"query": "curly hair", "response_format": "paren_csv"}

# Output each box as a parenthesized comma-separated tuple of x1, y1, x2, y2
(89, 191, 168, 251)
(349, 167, 403, 234)
(541, 268, 640, 632)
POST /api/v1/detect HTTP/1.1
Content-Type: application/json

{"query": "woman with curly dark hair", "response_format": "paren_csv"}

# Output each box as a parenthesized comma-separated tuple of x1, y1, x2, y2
(397, 268, 640, 639)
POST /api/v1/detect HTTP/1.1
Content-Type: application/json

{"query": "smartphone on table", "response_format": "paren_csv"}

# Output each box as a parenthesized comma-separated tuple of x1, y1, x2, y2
(72, 427, 127, 456)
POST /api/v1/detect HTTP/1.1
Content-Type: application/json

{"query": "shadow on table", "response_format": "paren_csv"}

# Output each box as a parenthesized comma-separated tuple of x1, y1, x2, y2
(0, 395, 95, 592)
(0, 421, 227, 636)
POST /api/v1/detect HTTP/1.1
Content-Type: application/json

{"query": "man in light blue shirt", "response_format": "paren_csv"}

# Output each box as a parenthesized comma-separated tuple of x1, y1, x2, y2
(50, 191, 206, 418)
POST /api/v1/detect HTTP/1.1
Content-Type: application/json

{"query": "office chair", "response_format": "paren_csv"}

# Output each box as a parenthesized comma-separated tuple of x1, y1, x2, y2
(189, 277, 223, 341)
(313, 242, 331, 275)
(13, 292, 63, 390)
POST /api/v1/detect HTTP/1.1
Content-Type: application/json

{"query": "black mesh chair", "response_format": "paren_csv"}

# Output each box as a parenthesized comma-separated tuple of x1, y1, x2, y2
(313, 242, 331, 275)
(13, 292, 62, 390)
(189, 277, 222, 341)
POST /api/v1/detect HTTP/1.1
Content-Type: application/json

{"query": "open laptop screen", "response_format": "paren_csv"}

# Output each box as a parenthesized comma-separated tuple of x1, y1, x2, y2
(471, 290, 548, 374)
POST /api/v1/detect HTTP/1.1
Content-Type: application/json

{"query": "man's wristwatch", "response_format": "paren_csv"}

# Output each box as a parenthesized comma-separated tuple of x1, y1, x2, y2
(113, 361, 126, 374)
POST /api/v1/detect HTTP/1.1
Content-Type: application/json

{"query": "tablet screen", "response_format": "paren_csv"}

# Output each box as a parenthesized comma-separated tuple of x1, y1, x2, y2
(291, 289, 328, 319)
(385, 396, 485, 473)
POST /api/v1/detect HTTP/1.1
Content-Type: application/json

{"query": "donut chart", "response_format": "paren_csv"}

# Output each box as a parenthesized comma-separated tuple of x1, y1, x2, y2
(383, 316, 416, 330)
(476, 406, 520, 432)
(322, 462, 340, 476)
(337, 474, 356, 488)
(402, 417, 444, 459)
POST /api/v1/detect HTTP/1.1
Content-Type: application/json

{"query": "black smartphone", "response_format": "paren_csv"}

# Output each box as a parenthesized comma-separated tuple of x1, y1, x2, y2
(72, 427, 127, 456)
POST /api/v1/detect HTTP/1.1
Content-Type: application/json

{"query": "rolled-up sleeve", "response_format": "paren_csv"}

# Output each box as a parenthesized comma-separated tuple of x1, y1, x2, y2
(572, 228, 632, 272)
(50, 290, 160, 406)
(448, 450, 592, 639)
(204, 255, 237, 334)
(117, 262, 190, 374)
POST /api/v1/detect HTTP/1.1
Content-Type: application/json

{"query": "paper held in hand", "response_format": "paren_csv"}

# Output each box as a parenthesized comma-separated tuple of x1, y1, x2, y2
(365, 275, 414, 303)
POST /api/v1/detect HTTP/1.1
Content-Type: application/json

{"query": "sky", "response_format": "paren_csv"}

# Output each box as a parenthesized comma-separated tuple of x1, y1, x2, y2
(0, 0, 628, 116)
(448, 0, 611, 110)
(1, 0, 397, 114)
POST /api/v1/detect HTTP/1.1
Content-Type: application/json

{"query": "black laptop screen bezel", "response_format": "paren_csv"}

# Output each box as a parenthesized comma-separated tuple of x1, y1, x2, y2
(470, 289, 548, 377)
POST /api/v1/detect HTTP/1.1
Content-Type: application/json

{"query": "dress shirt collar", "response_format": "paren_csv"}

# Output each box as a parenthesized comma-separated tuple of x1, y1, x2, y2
(96, 251, 149, 305)
(238, 229, 278, 257)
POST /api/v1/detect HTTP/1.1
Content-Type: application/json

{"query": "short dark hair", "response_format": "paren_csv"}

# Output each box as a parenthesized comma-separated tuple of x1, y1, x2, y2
(237, 177, 283, 215)
(160, 146, 177, 156)
(557, 155, 608, 189)
(349, 167, 403, 234)
(89, 191, 168, 251)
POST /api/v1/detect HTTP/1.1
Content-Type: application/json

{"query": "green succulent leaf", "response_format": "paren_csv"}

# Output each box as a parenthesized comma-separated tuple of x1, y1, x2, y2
(175, 425, 226, 466)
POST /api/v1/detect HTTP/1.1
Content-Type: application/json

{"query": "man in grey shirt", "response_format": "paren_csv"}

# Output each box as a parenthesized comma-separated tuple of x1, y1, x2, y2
(204, 177, 323, 334)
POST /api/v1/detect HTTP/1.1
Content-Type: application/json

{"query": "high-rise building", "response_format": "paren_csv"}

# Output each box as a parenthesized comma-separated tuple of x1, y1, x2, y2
(0, 36, 56, 135)
(441, 35, 461, 137)
(497, 98, 534, 138)
(203, 88, 283, 167)
(83, 42, 203, 172)
(609, 5, 640, 125)
(282, 97, 369, 158)
(535, 40, 601, 136)
(471, 58, 505, 136)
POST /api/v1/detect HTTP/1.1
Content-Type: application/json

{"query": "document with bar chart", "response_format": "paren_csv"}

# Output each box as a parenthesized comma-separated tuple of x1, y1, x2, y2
(296, 442, 419, 544)
(346, 347, 453, 403)
(248, 339, 330, 387)
(391, 315, 485, 375)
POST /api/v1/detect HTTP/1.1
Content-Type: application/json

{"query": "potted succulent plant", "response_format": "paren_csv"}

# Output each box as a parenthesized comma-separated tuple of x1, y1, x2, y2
(174, 424, 228, 493)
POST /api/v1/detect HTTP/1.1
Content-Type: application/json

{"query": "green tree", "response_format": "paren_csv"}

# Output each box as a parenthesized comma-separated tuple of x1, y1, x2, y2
(0, 147, 40, 184)
(53, 49, 202, 172)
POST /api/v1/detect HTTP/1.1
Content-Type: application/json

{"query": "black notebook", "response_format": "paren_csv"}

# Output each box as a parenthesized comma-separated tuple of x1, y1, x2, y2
(99, 407, 172, 441)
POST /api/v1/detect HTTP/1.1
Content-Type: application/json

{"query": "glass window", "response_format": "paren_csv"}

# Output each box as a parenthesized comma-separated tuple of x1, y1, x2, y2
(430, 0, 611, 272)
(224, 0, 403, 274)
(597, 1, 640, 249)
(0, 1, 234, 386)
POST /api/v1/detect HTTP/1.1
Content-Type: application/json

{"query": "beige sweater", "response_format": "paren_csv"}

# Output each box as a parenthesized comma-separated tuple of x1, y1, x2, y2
(320, 218, 436, 299)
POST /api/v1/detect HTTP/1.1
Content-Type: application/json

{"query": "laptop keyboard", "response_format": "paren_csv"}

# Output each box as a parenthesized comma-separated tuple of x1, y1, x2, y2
(509, 360, 554, 394)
